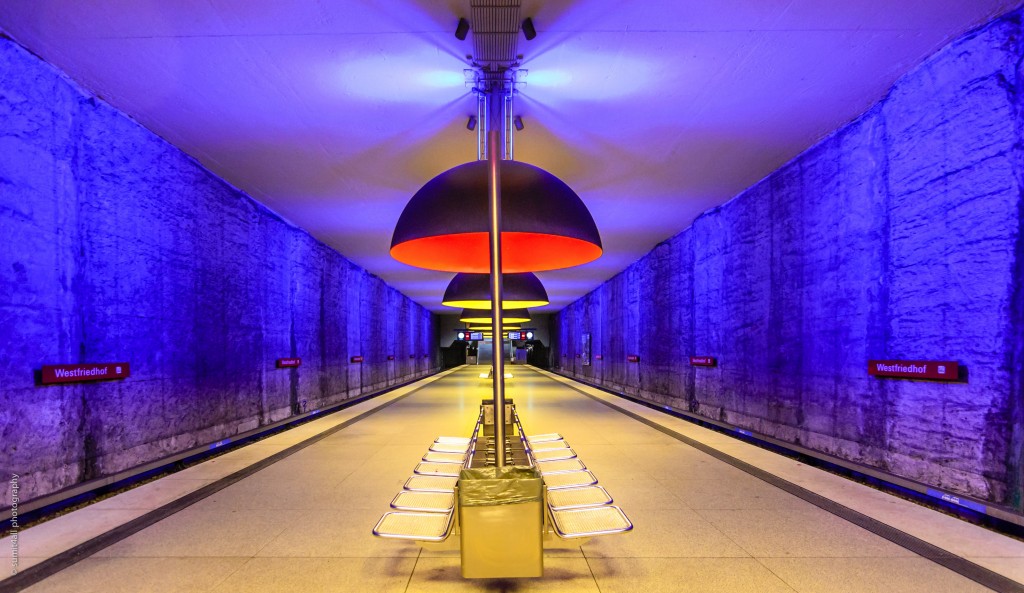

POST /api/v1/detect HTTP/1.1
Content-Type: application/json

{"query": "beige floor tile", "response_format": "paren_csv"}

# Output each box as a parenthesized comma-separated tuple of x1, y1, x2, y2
(94, 508, 300, 557)
(697, 508, 916, 558)
(968, 556, 1024, 583)
(194, 478, 360, 511)
(759, 557, 993, 593)
(90, 478, 215, 511)
(595, 477, 690, 510)
(256, 509, 420, 558)
(864, 497, 1024, 558)
(661, 477, 810, 511)
(581, 508, 750, 558)
(22, 557, 247, 593)
(0, 508, 149, 558)
(1, 555, 47, 575)
(172, 456, 266, 481)
(407, 556, 600, 592)
(285, 442, 384, 462)
(588, 557, 796, 593)
(210, 556, 415, 593)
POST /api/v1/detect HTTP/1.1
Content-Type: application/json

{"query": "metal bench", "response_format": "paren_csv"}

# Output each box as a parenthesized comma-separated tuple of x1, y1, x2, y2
(376, 415, 633, 547)
(523, 437, 634, 540)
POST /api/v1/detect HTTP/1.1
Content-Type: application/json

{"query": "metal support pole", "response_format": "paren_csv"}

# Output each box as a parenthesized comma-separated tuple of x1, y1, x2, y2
(487, 93, 506, 467)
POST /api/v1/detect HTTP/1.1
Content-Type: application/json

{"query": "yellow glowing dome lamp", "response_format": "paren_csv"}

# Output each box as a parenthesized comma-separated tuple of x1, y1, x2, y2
(442, 272, 548, 310)
(460, 309, 530, 325)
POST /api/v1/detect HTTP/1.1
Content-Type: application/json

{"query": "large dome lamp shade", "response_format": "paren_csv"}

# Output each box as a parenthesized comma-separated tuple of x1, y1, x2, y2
(390, 160, 602, 273)
(443, 272, 548, 309)
(460, 308, 531, 325)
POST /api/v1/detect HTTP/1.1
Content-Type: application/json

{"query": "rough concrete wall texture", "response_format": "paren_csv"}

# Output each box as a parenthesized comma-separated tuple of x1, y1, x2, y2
(0, 38, 440, 510)
(552, 11, 1024, 512)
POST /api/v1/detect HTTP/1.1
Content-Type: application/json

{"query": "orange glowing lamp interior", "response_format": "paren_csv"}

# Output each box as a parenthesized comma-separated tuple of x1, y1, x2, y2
(391, 232, 602, 273)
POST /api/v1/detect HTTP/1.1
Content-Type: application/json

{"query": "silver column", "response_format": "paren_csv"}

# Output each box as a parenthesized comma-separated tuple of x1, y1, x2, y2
(487, 86, 506, 468)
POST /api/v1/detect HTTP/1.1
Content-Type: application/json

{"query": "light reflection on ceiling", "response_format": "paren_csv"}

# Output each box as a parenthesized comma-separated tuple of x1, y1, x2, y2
(0, 0, 1018, 313)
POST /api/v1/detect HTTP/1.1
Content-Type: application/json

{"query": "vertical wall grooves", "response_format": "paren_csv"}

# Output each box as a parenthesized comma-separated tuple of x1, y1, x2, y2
(1004, 20, 1024, 512)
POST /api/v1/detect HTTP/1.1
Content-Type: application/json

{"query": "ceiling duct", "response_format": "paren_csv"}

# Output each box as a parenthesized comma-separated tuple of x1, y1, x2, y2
(470, 0, 522, 69)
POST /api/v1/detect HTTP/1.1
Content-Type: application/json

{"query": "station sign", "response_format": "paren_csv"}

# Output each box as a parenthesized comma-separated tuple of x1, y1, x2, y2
(595, 354, 603, 360)
(276, 358, 301, 368)
(508, 331, 522, 340)
(350, 356, 364, 363)
(868, 360, 958, 380)
(627, 354, 640, 363)
(689, 356, 717, 367)
(42, 362, 130, 385)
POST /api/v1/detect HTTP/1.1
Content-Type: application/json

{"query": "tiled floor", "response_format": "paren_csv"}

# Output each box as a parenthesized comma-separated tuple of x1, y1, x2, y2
(14, 366, 1021, 592)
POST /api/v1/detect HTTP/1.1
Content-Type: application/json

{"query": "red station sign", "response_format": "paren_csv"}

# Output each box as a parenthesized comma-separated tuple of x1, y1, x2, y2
(595, 354, 603, 361)
(41, 363, 130, 385)
(868, 360, 959, 381)
(627, 354, 640, 363)
(350, 356, 364, 363)
(690, 356, 717, 367)
(276, 358, 301, 368)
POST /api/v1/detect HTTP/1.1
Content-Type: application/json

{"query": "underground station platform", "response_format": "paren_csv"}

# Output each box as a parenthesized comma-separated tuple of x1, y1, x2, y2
(1, 365, 1022, 593)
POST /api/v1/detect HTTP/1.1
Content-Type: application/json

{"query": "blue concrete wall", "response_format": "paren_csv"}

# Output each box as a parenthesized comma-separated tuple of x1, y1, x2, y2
(553, 11, 1024, 512)
(0, 38, 440, 509)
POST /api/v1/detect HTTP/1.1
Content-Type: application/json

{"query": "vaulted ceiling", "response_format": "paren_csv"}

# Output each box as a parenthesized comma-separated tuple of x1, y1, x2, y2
(1, 0, 1017, 312)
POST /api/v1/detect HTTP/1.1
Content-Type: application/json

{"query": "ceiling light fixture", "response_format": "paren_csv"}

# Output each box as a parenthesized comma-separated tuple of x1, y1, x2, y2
(455, 18, 470, 41)
(460, 308, 531, 324)
(443, 272, 548, 309)
(522, 18, 536, 41)
(390, 160, 602, 273)
(513, 115, 524, 131)
(467, 115, 477, 131)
